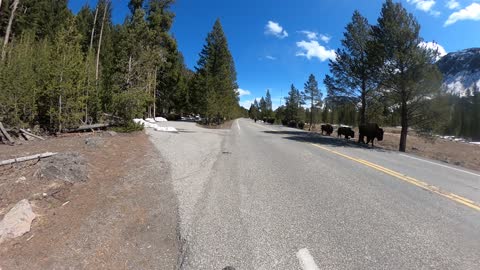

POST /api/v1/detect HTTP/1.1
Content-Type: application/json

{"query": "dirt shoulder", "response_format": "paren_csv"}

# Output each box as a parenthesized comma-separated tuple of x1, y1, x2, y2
(0, 131, 180, 269)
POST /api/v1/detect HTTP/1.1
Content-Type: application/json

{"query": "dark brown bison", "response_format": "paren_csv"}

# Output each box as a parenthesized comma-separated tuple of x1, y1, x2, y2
(337, 126, 354, 139)
(321, 124, 333, 135)
(359, 123, 384, 147)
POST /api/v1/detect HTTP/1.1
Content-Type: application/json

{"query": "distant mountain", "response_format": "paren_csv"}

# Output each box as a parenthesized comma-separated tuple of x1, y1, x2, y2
(437, 48, 480, 97)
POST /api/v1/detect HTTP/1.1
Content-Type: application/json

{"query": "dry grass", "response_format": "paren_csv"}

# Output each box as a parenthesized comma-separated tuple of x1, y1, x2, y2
(376, 129, 480, 171)
(306, 124, 480, 172)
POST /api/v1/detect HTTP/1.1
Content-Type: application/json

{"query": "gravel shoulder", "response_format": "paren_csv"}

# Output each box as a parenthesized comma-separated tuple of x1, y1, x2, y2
(146, 122, 230, 268)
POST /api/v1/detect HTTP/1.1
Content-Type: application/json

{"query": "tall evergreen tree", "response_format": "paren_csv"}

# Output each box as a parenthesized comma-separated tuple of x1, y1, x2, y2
(324, 10, 374, 126)
(192, 19, 238, 122)
(303, 74, 322, 130)
(265, 89, 273, 111)
(371, 0, 442, 152)
(284, 84, 305, 125)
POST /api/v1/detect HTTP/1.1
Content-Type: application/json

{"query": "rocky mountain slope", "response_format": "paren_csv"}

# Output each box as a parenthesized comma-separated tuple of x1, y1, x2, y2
(437, 48, 480, 96)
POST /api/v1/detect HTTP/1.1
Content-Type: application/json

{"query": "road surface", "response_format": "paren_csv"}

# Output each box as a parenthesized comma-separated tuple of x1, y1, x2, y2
(148, 118, 480, 270)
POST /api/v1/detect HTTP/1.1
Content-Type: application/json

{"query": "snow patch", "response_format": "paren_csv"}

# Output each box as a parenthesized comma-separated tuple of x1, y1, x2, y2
(133, 119, 177, 132)
(442, 69, 480, 97)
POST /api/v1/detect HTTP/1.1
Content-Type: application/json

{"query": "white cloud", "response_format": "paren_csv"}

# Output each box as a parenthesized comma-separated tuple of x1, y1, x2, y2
(445, 0, 460, 9)
(300, 30, 318, 40)
(265, 21, 288, 39)
(296, 40, 336, 62)
(265, 55, 276, 60)
(319, 34, 331, 43)
(299, 31, 331, 43)
(419, 41, 447, 60)
(407, 0, 440, 15)
(240, 97, 261, 109)
(407, 0, 436, 11)
(236, 88, 251, 97)
(444, 3, 480, 26)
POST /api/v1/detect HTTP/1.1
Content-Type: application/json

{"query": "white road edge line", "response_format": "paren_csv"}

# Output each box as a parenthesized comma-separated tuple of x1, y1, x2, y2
(296, 248, 320, 270)
(400, 154, 480, 177)
(237, 120, 241, 131)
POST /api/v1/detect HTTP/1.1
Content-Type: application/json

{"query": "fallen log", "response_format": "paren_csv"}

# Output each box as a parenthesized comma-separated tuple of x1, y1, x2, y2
(0, 152, 57, 166)
(20, 129, 45, 141)
(0, 122, 14, 144)
(66, 123, 110, 133)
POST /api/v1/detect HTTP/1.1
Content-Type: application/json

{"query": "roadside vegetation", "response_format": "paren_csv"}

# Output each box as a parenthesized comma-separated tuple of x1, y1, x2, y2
(0, 0, 245, 134)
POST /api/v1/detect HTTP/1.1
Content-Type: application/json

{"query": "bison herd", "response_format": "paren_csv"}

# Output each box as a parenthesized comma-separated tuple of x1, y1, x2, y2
(320, 123, 384, 147)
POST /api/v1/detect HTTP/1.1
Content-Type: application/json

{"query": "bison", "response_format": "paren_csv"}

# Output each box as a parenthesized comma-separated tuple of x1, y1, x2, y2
(337, 126, 355, 139)
(358, 123, 384, 147)
(321, 124, 333, 135)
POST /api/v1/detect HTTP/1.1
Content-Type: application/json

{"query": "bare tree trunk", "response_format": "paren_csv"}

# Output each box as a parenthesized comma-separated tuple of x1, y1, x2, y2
(58, 54, 66, 133)
(59, 95, 62, 132)
(153, 66, 157, 118)
(1, 0, 19, 62)
(89, 5, 99, 52)
(399, 100, 408, 152)
(309, 100, 313, 131)
(147, 71, 152, 118)
(95, 0, 109, 82)
(360, 79, 367, 126)
(85, 3, 99, 122)
(126, 55, 132, 87)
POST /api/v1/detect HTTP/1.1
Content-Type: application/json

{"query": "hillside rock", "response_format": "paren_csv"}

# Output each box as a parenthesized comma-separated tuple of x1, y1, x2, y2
(437, 48, 480, 96)
(0, 199, 36, 243)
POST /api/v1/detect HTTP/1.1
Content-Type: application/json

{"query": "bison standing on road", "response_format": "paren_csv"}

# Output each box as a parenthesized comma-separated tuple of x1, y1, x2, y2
(337, 127, 355, 139)
(359, 123, 384, 147)
(321, 124, 333, 135)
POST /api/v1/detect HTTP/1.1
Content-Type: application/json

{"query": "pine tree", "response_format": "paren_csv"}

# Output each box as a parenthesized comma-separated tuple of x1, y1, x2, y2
(371, 0, 442, 152)
(11, 0, 71, 40)
(265, 89, 273, 112)
(41, 16, 89, 131)
(147, 0, 182, 115)
(303, 74, 322, 130)
(284, 84, 305, 126)
(324, 11, 374, 126)
(192, 19, 238, 123)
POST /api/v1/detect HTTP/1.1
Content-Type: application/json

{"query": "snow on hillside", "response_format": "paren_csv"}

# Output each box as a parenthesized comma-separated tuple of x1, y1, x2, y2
(442, 70, 480, 97)
(437, 48, 480, 96)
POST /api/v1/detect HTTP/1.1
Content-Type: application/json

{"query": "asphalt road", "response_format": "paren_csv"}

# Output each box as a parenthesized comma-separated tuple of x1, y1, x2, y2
(148, 118, 480, 270)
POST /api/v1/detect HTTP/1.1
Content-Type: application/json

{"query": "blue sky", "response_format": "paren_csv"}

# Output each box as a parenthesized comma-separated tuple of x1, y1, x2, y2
(69, 0, 480, 109)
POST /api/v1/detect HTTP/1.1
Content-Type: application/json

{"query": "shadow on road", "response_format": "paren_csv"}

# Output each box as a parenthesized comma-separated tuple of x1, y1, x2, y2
(263, 130, 388, 152)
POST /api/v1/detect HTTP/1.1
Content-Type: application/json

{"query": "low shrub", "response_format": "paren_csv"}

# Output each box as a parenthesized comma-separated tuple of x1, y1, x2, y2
(111, 121, 144, 133)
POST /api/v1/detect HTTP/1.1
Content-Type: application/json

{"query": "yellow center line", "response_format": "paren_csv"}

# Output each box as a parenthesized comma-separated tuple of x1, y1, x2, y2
(310, 143, 480, 212)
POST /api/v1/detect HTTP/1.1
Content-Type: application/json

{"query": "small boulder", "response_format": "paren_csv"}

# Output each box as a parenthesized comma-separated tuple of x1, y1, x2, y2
(40, 152, 88, 183)
(0, 199, 36, 243)
(107, 131, 117, 137)
(84, 137, 104, 148)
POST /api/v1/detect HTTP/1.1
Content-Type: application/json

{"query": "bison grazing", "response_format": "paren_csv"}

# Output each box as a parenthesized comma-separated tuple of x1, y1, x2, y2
(321, 124, 333, 135)
(359, 123, 384, 147)
(337, 126, 355, 139)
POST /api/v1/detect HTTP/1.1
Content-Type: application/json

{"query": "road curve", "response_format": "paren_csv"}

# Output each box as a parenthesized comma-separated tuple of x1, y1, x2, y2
(148, 118, 480, 270)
